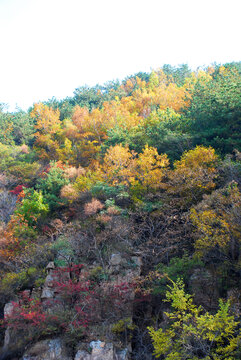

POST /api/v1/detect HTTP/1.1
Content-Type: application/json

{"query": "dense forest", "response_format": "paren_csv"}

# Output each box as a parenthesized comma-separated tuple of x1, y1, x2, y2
(0, 62, 241, 360)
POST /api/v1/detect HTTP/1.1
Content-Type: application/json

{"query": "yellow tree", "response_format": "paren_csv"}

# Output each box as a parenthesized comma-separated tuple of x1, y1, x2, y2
(148, 278, 241, 359)
(102, 144, 137, 186)
(136, 145, 169, 191)
(168, 146, 219, 206)
(190, 182, 241, 259)
(31, 103, 62, 161)
(31, 103, 61, 135)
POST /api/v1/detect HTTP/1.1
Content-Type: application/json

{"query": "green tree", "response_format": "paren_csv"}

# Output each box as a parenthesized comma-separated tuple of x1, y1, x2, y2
(0, 107, 34, 146)
(36, 162, 69, 211)
(185, 64, 241, 155)
(16, 190, 49, 226)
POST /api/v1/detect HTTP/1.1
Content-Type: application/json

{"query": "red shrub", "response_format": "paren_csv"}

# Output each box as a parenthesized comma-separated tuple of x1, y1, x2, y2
(10, 185, 27, 196)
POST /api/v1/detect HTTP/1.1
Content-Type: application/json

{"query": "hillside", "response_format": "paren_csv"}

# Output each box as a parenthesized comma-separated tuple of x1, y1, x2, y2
(0, 63, 241, 360)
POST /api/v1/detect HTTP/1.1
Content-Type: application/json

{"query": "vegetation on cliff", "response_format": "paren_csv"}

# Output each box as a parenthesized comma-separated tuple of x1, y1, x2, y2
(0, 62, 241, 359)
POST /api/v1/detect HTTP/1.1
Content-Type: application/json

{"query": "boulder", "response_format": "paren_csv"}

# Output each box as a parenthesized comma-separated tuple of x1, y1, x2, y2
(4, 301, 14, 318)
(110, 254, 122, 266)
(46, 262, 55, 271)
(74, 350, 91, 360)
(115, 348, 128, 360)
(3, 301, 15, 350)
(22, 338, 71, 360)
(90, 341, 114, 360)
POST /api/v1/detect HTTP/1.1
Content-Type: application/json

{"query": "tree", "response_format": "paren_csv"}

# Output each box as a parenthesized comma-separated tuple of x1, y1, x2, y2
(31, 103, 62, 161)
(148, 279, 241, 359)
(36, 162, 69, 211)
(102, 144, 137, 186)
(168, 146, 219, 206)
(190, 182, 241, 260)
(15, 189, 49, 227)
(135, 145, 169, 191)
(185, 64, 241, 155)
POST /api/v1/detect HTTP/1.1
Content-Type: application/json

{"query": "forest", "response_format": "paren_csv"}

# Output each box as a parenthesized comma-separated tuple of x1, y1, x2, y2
(0, 62, 241, 359)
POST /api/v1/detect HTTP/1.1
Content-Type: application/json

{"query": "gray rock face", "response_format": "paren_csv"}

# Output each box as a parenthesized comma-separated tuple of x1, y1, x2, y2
(84, 341, 128, 360)
(41, 287, 55, 299)
(41, 264, 56, 300)
(4, 301, 14, 318)
(115, 348, 128, 360)
(110, 253, 122, 266)
(46, 262, 55, 271)
(74, 350, 91, 360)
(89, 340, 104, 350)
(22, 338, 71, 360)
(21, 339, 128, 360)
(91, 342, 114, 360)
(3, 301, 15, 350)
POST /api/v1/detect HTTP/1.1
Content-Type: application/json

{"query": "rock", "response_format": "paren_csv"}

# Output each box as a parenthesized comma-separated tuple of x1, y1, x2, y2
(3, 301, 15, 350)
(41, 266, 57, 301)
(22, 338, 71, 360)
(79, 268, 90, 280)
(74, 350, 91, 360)
(44, 273, 55, 288)
(89, 340, 105, 350)
(4, 301, 14, 318)
(74, 343, 129, 360)
(90, 341, 114, 360)
(3, 327, 11, 350)
(115, 348, 128, 360)
(46, 262, 55, 271)
(41, 287, 55, 299)
(110, 254, 122, 266)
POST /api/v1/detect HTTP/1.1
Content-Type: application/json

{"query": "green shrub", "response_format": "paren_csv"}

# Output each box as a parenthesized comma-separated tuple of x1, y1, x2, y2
(153, 254, 204, 295)
(16, 189, 49, 227)
(0, 267, 46, 299)
(36, 162, 69, 211)
(91, 181, 127, 199)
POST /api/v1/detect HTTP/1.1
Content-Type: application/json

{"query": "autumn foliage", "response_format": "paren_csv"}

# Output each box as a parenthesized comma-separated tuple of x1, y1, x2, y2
(1, 63, 241, 359)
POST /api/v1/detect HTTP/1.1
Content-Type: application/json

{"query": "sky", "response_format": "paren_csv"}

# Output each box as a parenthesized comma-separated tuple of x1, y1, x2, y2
(0, 0, 240, 112)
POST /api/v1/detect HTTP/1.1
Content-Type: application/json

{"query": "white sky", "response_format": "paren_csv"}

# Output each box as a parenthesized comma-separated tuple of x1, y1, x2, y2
(0, 0, 240, 111)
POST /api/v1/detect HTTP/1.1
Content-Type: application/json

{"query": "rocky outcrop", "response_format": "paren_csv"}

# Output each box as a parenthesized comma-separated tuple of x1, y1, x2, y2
(2, 301, 15, 351)
(75, 341, 128, 360)
(22, 338, 71, 360)
(74, 350, 91, 360)
(41, 262, 56, 301)
(21, 340, 128, 360)
(2, 256, 141, 359)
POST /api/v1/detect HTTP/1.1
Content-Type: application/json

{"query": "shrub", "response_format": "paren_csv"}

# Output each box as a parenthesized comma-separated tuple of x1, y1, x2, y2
(6, 161, 40, 184)
(84, 198, 104, 216)
(4, 266, 135, 348)
(190, 182, 241, 259)
(168, 145, 219, 207)
(0, 267, 46, 300)
(60, 184, 79, 201)
(36, 162, 69, 211)
(15, 189, 49, 227)
(148, 278, 241, 359)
